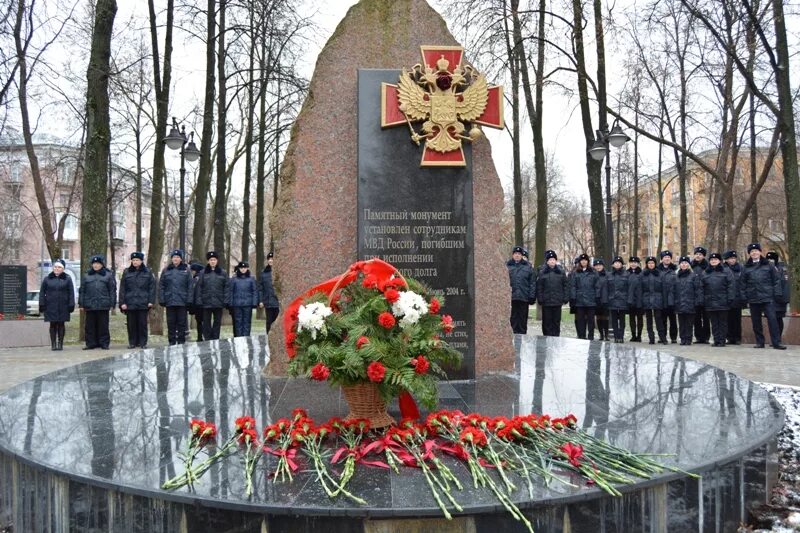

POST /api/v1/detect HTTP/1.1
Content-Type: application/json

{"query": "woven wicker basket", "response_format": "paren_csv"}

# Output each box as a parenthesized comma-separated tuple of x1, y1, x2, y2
(341, 382, 395, 428)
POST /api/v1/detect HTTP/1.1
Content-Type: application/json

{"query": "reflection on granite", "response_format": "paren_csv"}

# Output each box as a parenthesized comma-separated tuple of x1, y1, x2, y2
(0, 336, 784, 532)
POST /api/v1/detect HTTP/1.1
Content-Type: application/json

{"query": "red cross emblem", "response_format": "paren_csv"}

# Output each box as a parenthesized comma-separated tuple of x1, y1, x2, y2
(381, 46, 504, 167)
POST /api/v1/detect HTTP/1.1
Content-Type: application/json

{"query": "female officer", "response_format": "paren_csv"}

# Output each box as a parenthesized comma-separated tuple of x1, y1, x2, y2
(39, 259, 74, 351)
(639, 256, 670, 345)
(79, 255, 116, 350)
(119, 252, 155, 348)
(535, 250, 568, 336)
(606, 257, 635, 343)
(702, 253, 735, 347)
(228, 261, 259, 337)
(673, 256, 702, 345)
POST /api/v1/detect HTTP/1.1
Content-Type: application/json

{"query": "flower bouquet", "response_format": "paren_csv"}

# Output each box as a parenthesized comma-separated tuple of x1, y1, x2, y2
(284, 259, 462, 427)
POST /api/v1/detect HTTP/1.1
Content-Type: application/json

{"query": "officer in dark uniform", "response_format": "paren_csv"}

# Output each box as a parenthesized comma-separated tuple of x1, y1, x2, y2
(606, 256, 636, 343)
(118, 251, 155, 348)
(673, 256, 702, 345)
(79, 254, 116, 350)
(189, 261, 205, 342)
(766, 251, 790, 339)
(260, 252, 280, 334)
(640, 256, 671, 344)
(742, 243, 786, 350)
(626, 256, 644, 341)
(535, 250, 568, 336)
(593, 258, 610, 340)
(702, 253, 735, 347)
(723, 250, 745, 344)
(196, 251, 229, 341)
(691, 246, 710, 343)
(159, 249, 192, 345)
(657, 250, 678, 343)
(507, 245, 536, 334)
(570, 253, 602, 340)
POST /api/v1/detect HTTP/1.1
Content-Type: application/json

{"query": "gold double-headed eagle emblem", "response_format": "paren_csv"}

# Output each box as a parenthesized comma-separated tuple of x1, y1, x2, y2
(381, 46, 504, 167)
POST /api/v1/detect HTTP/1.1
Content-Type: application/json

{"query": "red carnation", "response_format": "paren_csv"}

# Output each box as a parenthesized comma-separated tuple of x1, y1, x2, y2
(459, 427, 487, 447)
(286, 332, 297, 358)
(561, 442, 584, 467)
(310, 363, 330, 381)
(356, 336, 370, 349)
(411, 355, 430, 375)
(235, 416, 257, 432)
(384, 288, 400, 304)
(441, 314, 454, 333)
(367, 361, 386, 382)
(429, 298, 441, 314)
(378, 311, 396, 329)
(362, 274, 378, 289)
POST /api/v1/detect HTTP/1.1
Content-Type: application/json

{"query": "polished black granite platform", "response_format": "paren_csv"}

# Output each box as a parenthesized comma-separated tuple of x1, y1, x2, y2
(0, 336, 784, 532)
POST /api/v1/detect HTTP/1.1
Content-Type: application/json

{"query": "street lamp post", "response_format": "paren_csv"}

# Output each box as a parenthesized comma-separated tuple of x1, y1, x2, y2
(164, 117, 201, 253)
(589, 119, 630, 259)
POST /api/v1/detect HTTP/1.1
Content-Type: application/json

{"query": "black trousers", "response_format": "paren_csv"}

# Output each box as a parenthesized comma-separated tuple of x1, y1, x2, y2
(775, 303, 786, 339)
(266, 307, 280, 333)
(575, 307, 596, 340)
(677, 313, 694, 343)
(85, 310, 110, 348)
(609, 310, 626, 341)
(645, 309, 666, 342)
(726, 307, 742, 343)
(126, 309, 149, 347)
(194, 310, 204, 342)
(203, 308, 223, 340)
(708, 310, 728, 344)
(664, 309, 678, 342)
(694, 307, 710, 342)
(628, 308, 644, 340)
(749, 302, 782, 346)
(541, 305, 562, 336)
(595, 307, 609, 339)
(510, 300, 529, 334)
(232, 307, 252, 337)
(166, 306, 188, 345)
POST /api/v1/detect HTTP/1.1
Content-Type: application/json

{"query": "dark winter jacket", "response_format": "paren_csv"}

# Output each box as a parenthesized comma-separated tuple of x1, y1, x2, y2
(741, 257, 781, 305)
(79, 267, 116, 311)
(119, 264, 156, 311)
(595, 270, 609, 309)
(626, 267, 643, 310)
(691, 259, 709, 277)
(160, 263, 193, 307)
(702, 264, 736, 311)
(535, 264, 569, 306)
(260, 266, 280, 309)
(723, 262, 747, 308)
(638, 267, 672, 310)
(672, 268, 703, 314)
(774, 262, 790, 306)
(507, 259, 536, 303)
(656, 263, 678, 311)
(39, 272, 75, 322)
(228, 270, 259, 308)
(196, 265, 229, 309)
(606, 268, 636, 311)
(188, 272, 202, 315)
(569, 268, 602, 308)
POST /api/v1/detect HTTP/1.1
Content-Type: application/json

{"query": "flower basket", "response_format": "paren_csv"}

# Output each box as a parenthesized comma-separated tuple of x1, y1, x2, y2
(341, 382, 394, 428)
(284, 259, 462, 420)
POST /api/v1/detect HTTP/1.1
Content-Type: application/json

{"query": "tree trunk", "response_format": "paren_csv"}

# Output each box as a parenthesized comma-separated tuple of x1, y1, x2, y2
(572, 0, 606, 259)
(213, 0, 228, 264)
(505, 0, 523, 248)
(532, 0, 548, 264)
(81, 0, 116, 275)
(633, 95, 640, 257)
(772, 0, 800, 313)
(749, 94, 758, 242)
(241, 3, 255, 263)
(146, 0, 174, 335)
(272, 74, 281, 253)
(255, 32, 268, 295)
(657, 126, 664, 255)
(192, 0, 216, 262)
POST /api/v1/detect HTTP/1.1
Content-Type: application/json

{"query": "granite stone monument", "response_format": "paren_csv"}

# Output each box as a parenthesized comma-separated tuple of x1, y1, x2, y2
(270, 0, 512, 376)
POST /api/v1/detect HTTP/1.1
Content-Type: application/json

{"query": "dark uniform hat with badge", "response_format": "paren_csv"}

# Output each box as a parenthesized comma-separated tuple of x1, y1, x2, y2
(578, 253, 590, 262)
(544, 250, 557, 260)
(612, 256, 623, 264)
(593, 258, 604, 266)
(206, 251, 219, 260)
(237, 261, 249, 269)
(645, 256, 657, 265)
(521, 248, 530, 259)
(629, 256, 641, 263)
(267, 252, 274, 259)
(694, 246, 707, 256)
(679, 255, 691, 264)
(659, 250, 673, 258)
(766, 251, 779, 261)
(170, 249, 184, 259)
(747, 242, 761, 253)
(55, 258, 66, 268)
(190, 262, 204, 272)
(130, 251, 144, 261)
(709, 252, 722, 261)
(90, 254, 105, 265)
(512, 246, 524, 255)
(722, 250, 737, 260)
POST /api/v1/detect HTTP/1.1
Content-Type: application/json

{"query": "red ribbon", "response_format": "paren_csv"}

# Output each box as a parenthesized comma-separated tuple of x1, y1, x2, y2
(398, 391, 420, 421)
(331, 444, 390, 469)
(264, 447, 299, 472)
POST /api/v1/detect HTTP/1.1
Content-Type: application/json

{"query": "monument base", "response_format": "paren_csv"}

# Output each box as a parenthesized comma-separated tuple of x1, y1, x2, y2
(0, 319, 48, 348)
(741, 314, 799, 345)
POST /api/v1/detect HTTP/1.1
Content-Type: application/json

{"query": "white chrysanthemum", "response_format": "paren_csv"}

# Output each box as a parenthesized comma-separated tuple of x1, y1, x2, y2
(297, 302, 333, 339)
(391, 291, 429, 327)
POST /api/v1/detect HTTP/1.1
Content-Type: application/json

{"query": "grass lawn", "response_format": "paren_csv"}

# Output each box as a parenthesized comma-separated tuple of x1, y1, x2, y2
(57, 309, 265, 347)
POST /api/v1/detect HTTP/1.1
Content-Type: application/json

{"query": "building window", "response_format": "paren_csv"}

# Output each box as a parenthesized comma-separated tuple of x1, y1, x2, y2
(9, 164, 22, 183)
(61, 247, 71, 260)
(56, 212, 79, 241)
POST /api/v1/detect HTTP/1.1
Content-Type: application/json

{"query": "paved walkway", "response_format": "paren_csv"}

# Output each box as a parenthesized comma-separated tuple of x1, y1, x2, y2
(0, 334, 797, 393)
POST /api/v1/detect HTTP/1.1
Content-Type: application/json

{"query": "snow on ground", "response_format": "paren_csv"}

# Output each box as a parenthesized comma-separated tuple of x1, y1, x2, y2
(750, 384, 800, 532)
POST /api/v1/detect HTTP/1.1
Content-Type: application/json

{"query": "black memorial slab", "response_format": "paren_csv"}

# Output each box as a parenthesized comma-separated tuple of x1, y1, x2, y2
(0, 336, 785, 532)
(357, 69, 475, 380)
(0, 265, 26, 317)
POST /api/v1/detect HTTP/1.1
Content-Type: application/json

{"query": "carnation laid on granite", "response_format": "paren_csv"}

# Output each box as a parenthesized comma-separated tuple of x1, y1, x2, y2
(283, 259, 462, 426)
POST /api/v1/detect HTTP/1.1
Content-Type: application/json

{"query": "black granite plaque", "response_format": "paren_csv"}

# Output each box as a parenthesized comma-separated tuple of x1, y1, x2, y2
(0, 265, 26, 318)
(357, 69, 475, 380)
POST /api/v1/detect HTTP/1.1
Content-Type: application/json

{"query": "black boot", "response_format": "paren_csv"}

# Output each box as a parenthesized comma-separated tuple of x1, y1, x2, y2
(49, 325, 57, 351)
(57, 323, 65, 350)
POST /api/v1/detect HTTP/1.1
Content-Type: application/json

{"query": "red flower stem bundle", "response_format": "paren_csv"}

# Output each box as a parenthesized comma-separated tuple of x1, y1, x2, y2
(235, 416, 261, 497)
(163, 419, 237, 490)
(330, 418, 370, 496)
(299, 423, 367, 504)
(263, 409, 309, 483)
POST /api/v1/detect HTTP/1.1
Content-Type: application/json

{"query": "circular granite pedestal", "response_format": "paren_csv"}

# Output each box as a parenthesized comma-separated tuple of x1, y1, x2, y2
(0, 336, 784, 532)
